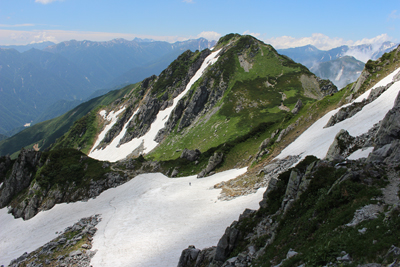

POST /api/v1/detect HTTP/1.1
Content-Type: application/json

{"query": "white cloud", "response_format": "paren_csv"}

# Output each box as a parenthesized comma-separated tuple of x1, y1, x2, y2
(0, 29, 192, 45)
(352, 34, 392, 46)
(0, 24, 35, 28)
(262, 33, 392, 50)
(196, 31, 221, 41)
(388, 10, 400, 20)
(242, 30, 260, 38)
(35, 0, 62, 4)
(182, 0, 194, 3)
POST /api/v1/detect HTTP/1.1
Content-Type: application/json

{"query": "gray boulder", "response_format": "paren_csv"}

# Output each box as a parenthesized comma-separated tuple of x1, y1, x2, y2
(180, 149, 201, 162)
(291, 99, 303, 114)
(177, 245, 201, 267)
(374, 91, 400, 148)
(197, 152, 224, 178)
(215, 223, 240, 262)
(325, 129, 355, 161)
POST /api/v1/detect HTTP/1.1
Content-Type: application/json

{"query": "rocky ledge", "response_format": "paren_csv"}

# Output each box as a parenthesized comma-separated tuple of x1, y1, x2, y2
(7, 215, 101, 267)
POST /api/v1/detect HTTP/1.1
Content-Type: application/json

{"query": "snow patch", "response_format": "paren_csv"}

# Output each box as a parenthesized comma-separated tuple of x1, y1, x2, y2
(335, 66, 344, 81)
(99, 110, 107, 119)
(276, 67, 400, 163)
(89, 49, 221, 162)
(347, 147, 374, 160)
(90, 107, 126, 154)
(0, 168, 264, 267)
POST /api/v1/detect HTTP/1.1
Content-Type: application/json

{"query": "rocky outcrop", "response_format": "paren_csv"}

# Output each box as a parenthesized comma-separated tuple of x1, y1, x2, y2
(179, 152, 400, 267)
(155, 49, 231, 142)
(120, 96, 161, 143)
(351, 69, 371, 93)
(0, 148, 41, 209)
(177, 84, 210, 131)
(178, 245, 202, 267)
(367, 88, 400, 164)
(178, 246, 216, 267)
(8, 215, 101, 267)
(0, 155, 13, 182)
(96, 104, 138, 150)
(179, 84, 400, 266)
(325, 123, 380, 161)
(198, 152, 224, 178)
(275, 124, 294, 143)
(374, 88, 400, 149)
(254, 138, 270, 160)
(180, 157, 318, 267)
(317, 77, 338, 96)
(325, 81, 394, 128)
(3, 150, 162, 220)
(291, 99, 303, 114)
(325, 129, 356, 161)
(324, 102, 365, 128)
(8, 169, 126, 220)
(180, 148, 201, 162)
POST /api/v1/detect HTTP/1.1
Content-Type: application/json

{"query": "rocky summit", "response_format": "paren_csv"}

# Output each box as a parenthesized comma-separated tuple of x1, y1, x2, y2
(0, 34, 400, 267)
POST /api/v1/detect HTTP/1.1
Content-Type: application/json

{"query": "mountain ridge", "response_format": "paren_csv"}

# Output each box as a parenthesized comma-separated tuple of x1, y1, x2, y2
(1, 35, 400, 267)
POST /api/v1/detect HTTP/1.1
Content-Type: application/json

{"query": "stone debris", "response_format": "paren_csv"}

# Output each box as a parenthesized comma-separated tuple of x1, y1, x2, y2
(7, 215, 101, 267)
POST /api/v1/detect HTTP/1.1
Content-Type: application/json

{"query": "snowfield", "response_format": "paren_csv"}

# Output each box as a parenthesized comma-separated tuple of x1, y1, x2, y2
(89, 49, 221, 162)
(276, 67, 400, 162)
(0, 168, 265, 266)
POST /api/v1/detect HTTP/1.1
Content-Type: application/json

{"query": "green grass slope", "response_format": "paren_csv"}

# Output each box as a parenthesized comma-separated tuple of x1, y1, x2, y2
(148, 35, 335, 163)
(0, 84, 136, 157)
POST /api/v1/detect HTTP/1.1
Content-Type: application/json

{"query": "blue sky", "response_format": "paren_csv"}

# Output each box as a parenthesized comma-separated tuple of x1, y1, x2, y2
(0, 0, 399, 49)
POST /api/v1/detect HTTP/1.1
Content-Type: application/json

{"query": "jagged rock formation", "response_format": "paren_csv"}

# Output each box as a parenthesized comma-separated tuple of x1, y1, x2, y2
(179, 151, 400, 266)
(198, 152, 224, 178)
(154, 49, 230, 142)
(367, 87, 400, 164)
(291, 99, 303, 114)
(325, 78, 397, 128)
(0, 155, 13, 183)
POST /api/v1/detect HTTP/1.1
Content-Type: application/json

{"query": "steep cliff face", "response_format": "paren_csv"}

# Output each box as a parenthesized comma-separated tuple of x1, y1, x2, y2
(0, 148, 41, 212)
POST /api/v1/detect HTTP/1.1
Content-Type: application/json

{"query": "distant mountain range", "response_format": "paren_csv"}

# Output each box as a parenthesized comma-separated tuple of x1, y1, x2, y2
(310, 56, 365, 89)
(278, 42, 398, 88)
(0, 38, 216, 135)
(277, 41, 398, 67)
(0, 41, 56, 52)
(0, 38, 396, 137)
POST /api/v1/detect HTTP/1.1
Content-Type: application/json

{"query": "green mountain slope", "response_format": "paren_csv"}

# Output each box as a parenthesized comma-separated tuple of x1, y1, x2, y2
(0, 84, 136, 157)
(46, 34, 337, 176)
(148, 34, 336, 162)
